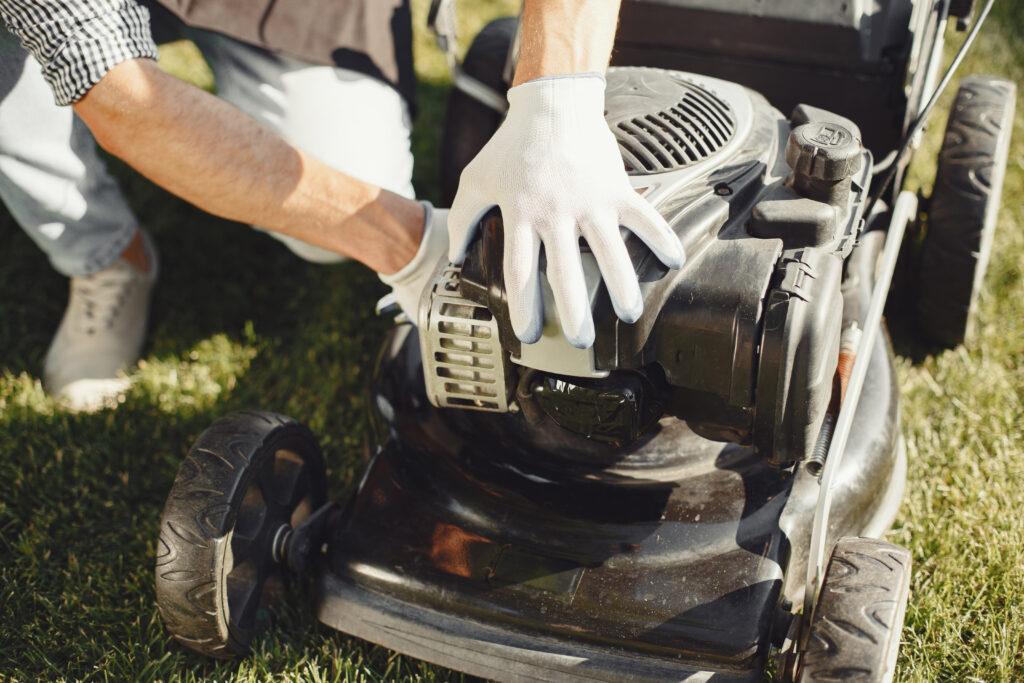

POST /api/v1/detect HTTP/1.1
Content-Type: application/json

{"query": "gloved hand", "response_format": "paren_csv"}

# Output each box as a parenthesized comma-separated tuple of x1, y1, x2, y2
(449, 73, 685, 349)
(378, 201, 449, 321)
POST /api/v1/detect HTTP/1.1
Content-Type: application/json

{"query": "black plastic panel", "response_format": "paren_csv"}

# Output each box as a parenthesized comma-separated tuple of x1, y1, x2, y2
(614, 0, 917, 157)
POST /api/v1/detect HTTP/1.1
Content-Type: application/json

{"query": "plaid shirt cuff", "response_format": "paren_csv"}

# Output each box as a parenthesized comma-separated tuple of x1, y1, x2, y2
(1, 1, 159, 106)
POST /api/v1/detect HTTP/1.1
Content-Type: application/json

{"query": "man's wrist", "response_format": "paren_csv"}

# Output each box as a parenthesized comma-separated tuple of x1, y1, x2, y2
(510, 72, 605, 87)
(512, 0, 621, 86)
(370, 197, 427, 276)
(513, 52, 609, 86)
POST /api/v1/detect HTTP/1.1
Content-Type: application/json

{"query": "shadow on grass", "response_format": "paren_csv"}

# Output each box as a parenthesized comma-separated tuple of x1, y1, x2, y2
(0, 75, 472, 680)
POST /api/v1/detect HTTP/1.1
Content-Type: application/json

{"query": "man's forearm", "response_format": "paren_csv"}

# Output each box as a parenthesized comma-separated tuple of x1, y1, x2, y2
(513, 0, 622, 85)
(74, 59, 422, 275)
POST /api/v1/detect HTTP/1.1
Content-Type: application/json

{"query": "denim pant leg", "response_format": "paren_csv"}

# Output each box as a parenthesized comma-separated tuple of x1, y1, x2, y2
(189, 30, 416, 263)
(0, 28, 138, 277)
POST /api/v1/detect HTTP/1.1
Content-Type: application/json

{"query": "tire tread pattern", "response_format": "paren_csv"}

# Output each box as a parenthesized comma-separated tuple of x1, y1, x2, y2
(918, 76, 1016, 347)
(799, 537, 912, 683)
(154, 411, 325, 659)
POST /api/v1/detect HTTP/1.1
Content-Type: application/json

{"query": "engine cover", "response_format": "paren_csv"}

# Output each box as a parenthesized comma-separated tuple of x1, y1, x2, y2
(605, 66, 748, 175)
(418, 67, 871, 467)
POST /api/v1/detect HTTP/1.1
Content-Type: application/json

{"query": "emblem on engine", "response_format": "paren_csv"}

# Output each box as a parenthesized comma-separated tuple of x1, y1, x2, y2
(810, 124, 851, 147)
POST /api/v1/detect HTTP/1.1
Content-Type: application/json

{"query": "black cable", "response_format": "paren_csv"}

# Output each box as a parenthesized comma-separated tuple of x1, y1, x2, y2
(864, 0, 997, 218)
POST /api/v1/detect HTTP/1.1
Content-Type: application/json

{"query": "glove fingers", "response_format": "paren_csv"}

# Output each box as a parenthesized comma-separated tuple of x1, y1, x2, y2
(542, 224, 595, 349)
(580, 215, 643, 324)
(619, 197, 686, 270)
(503, 226, 544, 344)
(448, 183, 494, 263)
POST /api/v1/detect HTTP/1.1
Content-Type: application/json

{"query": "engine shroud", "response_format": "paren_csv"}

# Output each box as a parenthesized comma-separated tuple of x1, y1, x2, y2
(420, 67, 871, 468)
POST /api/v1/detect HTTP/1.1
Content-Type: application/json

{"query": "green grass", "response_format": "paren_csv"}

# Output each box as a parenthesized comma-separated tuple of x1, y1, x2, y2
(0, 2, 1020, 681)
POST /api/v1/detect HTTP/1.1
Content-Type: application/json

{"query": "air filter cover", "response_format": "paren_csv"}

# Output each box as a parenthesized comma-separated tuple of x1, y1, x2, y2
(605, 68, 741, 175)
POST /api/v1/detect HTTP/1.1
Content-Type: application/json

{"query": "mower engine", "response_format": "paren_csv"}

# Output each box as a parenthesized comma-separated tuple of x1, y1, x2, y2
(419, 67, 872, 468)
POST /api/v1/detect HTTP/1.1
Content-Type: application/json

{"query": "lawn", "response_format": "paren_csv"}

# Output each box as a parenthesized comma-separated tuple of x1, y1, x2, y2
(0, 1, 1020, 681)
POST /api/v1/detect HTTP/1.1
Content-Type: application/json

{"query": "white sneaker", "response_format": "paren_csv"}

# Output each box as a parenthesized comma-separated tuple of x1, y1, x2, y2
(44, 231, 158, 412)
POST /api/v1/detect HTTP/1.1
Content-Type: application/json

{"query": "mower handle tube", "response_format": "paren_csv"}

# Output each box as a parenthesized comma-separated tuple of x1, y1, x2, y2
(802, 191, 918, 639)
(428, 0, 511, 114)
(866, 0, 995, 217)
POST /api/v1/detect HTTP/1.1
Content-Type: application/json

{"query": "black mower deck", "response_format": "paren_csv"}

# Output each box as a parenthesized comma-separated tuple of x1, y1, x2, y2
(313, 324, 904, 682)
(317, 571, 757, 682)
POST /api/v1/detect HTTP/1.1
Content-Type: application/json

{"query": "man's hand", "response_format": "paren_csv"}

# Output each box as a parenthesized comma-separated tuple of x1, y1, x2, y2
(448, 0, 685, 349)
(449, 74, 683, 348)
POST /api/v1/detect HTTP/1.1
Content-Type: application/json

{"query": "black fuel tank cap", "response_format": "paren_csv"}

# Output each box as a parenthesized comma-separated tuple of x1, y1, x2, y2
(785, 122, 862, 182)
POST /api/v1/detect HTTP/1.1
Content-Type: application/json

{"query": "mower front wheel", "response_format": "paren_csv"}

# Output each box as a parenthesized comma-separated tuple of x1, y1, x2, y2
(797, 537, 912, 683)
(155, 411, 328, 658)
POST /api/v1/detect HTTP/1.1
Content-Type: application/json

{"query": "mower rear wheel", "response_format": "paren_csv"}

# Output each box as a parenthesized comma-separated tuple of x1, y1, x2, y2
(798, 537, 912, 683)
(440, 16, 516, 205)
(917, 76, 1016, 348)
(155, 411, 327, 658)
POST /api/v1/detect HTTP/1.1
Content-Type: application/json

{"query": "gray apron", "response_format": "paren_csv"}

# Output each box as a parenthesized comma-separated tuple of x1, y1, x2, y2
(148, 0, 416, 108)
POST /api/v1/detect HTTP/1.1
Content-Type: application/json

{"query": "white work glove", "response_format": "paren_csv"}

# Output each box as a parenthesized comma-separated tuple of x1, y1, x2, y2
(379, 202, 449, 320)
(449, 73, 685, 349)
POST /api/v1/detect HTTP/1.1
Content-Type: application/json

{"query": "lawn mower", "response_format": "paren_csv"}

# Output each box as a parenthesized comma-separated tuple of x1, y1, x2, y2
(154, 0, 1015, 680)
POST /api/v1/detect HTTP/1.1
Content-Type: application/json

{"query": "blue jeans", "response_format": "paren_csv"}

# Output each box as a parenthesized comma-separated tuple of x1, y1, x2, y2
(0, 24, 414, 276)
(0, 27, 138, 277)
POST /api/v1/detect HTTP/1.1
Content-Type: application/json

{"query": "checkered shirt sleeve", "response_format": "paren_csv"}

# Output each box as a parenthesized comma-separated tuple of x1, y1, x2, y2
(0, 0, 158, 105)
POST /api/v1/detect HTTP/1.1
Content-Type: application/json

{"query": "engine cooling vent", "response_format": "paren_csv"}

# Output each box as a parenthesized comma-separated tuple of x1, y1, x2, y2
(605, 69, 738, 175)
(420, 266, 511, 412)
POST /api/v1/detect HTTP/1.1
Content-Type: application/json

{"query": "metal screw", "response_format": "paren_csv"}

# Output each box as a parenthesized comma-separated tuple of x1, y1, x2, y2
(270, 523, 292, 564)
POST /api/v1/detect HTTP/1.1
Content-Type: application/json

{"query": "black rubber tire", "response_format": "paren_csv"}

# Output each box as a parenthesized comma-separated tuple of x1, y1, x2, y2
(439, 17, 516, 206)
(155, 411, 327, 659)
(917, 76, 1016, 348)
(798, 537, 912, 683)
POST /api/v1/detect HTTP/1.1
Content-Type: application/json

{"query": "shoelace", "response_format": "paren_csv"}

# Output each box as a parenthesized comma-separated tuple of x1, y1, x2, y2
(70, 263, 139, 335)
